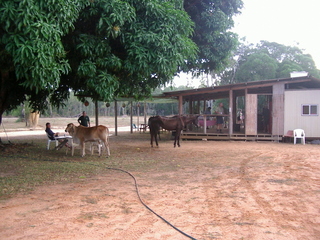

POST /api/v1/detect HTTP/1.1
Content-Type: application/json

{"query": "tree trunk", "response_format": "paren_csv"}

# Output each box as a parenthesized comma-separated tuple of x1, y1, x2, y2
(28, 111, 40, 129)
(0, 71, 6, 143)
(0, 71, 9, 126)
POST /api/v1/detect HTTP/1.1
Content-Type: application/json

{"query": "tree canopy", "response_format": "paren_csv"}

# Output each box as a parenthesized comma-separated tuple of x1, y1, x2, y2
(0, 0, 87, 123)
(219, 41, 320, 85)
(0, 0, 243, 124)
(184, 0, 242, 73)
(61, 0, 198, 102)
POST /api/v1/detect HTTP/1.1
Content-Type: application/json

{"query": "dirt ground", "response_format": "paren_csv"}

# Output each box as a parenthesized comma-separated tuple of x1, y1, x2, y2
(1, 127, 320, 240)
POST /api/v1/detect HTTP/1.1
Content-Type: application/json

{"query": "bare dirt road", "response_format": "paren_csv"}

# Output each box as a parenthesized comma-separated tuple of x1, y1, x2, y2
(1, 130, 320, 240)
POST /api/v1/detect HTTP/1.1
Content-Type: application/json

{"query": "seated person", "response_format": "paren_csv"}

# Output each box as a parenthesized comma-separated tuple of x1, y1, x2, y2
(45, 122, 70, 148)
(45, 122, 59, 140)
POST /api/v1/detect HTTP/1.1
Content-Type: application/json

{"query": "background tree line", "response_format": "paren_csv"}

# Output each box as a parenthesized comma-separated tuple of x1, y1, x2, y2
(216, 40, 320, 85)
(4, 85, 190, 119)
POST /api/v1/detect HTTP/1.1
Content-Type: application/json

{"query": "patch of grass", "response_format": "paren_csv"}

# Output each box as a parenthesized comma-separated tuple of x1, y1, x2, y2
(120, 203, 133, 214)
(0, 136, 164, 200)
(234, 222, 254, 226)
(267, 178, 298, 185)
(78, 212, 108, 221)
(83, 197, 98, 204)
(0, 142, 112, 199)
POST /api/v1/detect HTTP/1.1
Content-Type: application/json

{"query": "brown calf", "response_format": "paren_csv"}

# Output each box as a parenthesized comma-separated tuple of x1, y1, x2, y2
(65, 123, 110, 157)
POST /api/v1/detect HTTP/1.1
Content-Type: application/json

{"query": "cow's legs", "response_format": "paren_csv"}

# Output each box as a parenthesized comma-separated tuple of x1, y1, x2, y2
(103, 140, 110, 157)
(81, 141, 86, 157)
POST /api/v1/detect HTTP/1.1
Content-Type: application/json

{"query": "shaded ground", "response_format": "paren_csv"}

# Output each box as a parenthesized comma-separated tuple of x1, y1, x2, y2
(1, 126, 320, 239)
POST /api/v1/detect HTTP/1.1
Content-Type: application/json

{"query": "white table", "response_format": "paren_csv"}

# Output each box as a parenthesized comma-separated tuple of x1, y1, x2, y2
(54, 135, 72, 150)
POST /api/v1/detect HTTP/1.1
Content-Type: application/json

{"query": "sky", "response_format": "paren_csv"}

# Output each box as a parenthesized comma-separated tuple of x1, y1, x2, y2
(174, 0, 320, 87)
(233, 0, 320, 68)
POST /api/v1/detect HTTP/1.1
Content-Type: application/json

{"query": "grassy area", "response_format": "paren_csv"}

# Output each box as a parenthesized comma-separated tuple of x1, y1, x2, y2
(0, 115, 160, 200)
(0, 128, 162, 200)
(0, 140, 110, 199)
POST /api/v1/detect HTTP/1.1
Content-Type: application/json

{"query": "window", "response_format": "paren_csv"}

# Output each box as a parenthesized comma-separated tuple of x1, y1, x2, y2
(302, 104, 318, 116)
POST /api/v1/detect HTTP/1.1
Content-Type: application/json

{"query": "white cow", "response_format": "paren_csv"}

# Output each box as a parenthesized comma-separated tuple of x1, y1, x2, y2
(65, 123, 110, 157)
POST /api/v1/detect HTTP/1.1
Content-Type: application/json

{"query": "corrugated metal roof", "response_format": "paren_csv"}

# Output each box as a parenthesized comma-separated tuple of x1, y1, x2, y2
(161, 76, 320, 101)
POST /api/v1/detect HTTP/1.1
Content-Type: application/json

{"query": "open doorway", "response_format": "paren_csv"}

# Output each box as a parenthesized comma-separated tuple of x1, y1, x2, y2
(258, 95, 272, 134)
(234, 95, 245, 133)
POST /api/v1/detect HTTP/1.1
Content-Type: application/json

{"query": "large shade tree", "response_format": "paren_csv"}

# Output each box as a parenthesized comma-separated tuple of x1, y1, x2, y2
(59, 0, 197, 103)
(0, 0, 87, 124)
(184, 0, 242, 73)
(0, 0, 243, 124)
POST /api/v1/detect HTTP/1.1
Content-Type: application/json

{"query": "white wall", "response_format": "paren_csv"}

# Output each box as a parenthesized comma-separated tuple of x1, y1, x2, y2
(284, 89, 320, 138)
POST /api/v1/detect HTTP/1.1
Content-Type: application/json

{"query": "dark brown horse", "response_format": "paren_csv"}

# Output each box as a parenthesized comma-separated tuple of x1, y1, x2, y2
(176, 115, 199, 130)
(148, 115, 199, 148)
(148, 116, 163, 147)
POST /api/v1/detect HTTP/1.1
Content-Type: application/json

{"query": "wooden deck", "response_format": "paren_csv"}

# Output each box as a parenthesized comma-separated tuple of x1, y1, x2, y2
(181, 128, 282, 142)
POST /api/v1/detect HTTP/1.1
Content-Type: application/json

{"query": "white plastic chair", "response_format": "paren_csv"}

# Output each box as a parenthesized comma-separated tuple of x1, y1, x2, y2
(65, 139, 102, 156)
(46, 132, 59, 150)
(65, 138, 81, 156)
(132, 123, 138, 131)
(293, 129, 305, 145)
(90, 141, 103, 156)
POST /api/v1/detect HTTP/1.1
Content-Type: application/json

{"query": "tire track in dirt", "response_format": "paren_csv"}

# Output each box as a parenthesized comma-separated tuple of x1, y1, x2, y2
(276, 150, 320, 237)
(219, 152, 269, 239)
(201, 164, 246, 239)
(237, 150, 309, 235)
(237, 149, 320, 238)
(237, 152, 278, 235)
(110, 214, 158, 240)
(202, 150, 299, 239)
